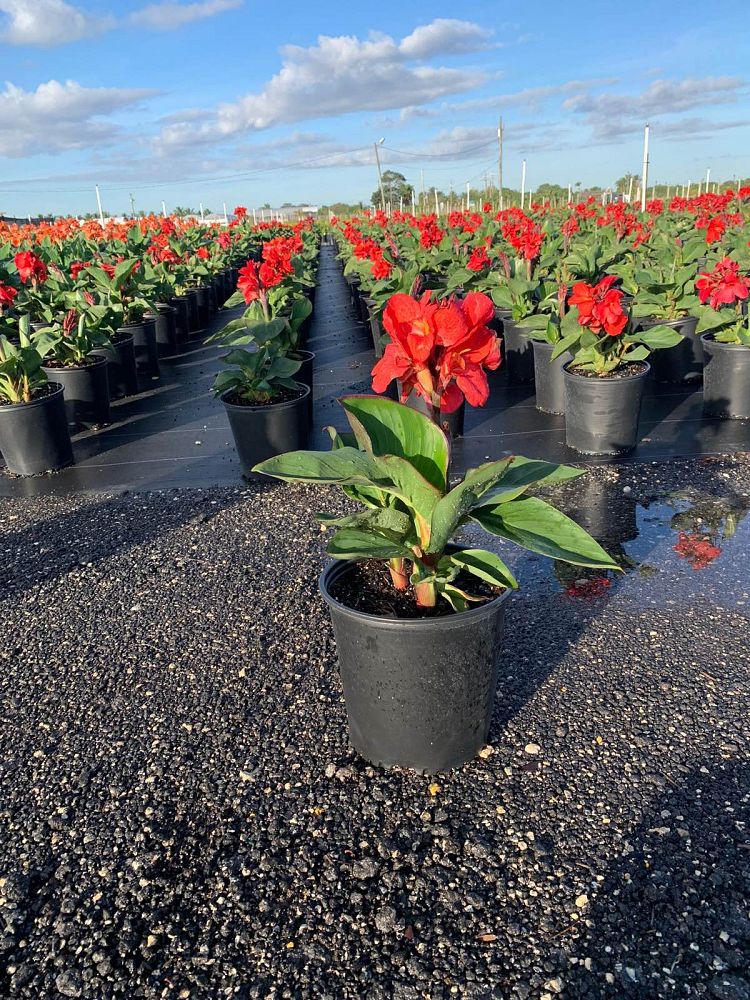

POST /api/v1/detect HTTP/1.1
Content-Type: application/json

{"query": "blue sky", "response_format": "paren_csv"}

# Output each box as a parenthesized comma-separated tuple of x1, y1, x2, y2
(1, 0, 749, 216)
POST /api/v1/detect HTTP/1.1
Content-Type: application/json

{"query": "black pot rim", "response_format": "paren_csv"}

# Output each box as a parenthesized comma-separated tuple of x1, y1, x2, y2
(42, 355, 108, 371)
(0, 382, 64, 410)
(638, 314, 696, 329)
(291, 349, 315, 362)
(220, 384, 310, 413)
(563, 360, 651, 381)
(119, 319, 156, 332)
(154, 303, 177, 314)
(319, 556, 511, 631)
(700, 332, 750, 351)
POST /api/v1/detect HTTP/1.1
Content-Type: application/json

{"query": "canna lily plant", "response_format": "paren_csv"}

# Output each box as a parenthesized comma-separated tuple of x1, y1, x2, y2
(254, 395, 618, 611)
(0, 318, 49, 404)
(695, 258, 750, 345)
(552, 276, 682, 374)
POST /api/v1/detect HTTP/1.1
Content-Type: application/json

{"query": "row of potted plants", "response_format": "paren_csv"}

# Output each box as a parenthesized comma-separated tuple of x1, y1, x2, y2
(0, 212, 318, 476)
(333, 189, 750, 454)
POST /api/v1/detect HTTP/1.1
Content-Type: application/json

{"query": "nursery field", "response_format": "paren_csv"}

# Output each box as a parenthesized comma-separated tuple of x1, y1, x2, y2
(0, 198, 749, 998)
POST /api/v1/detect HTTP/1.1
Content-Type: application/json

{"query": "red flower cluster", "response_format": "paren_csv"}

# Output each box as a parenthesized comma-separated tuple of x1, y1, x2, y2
(233, 206, 248, 220)
(417, 217, 445, 250)
(237, 260, 280, 304)
(70, 261, 85, 280)
(466, 246, 491, 272)
(502, 214, 544, 261)
(696, 214, 726, 244)
(196, 247, 210, 260)
(696, 258, 750, 310)
(14, 250, 47, 284)
(673, 531, 721, 570)
(0, 283, 17, 307)
(371, 291, 501, 414)
(260, 235, 299, 285)
(569, 275, 628, 337)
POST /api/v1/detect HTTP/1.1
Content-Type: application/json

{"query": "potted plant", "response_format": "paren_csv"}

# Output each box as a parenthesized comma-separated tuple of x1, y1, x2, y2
(0, 320, 74, 475)
(37, 308, 111, 429)
(89, 259, 159, 380)
(552, 276, 682, 454)
(214, 342, 309, 475)
(624, 236, 703, 382)
(518, 281, 573, 414)
(695, 258, 750, 418)
(370, 290, 501, 438)
(253, 395, 616, 771)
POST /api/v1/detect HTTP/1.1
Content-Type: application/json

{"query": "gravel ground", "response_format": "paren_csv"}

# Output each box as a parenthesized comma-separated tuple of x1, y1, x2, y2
(0, 456, 748, 999)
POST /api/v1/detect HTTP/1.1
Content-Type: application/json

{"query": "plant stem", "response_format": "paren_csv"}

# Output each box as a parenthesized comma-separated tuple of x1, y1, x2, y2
(388, 558, 409, 590)
(414, 580, 437, 607)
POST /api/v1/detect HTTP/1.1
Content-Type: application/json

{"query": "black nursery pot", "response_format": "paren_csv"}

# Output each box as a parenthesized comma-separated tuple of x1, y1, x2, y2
(702, 334, 750, 419)
(153, 304, 178, 355)
(92, 334, 138, 398)
(123, 319, 159, 379)
(169, 295, 190, 345)
(41, 356, 110, 430)
(195, 285, 211, 329)
(320, 558, 510, 772)
(564, 362, 649, 455)
(185, 289, 201, 334)
(401, 385, 464, 438)
(503, 318, 535, 384)
(291, 350, 315, 421)
(0, 384, 74, 475)
(642, 316, 702, 383)
(532, 339, 571, 414)
(222, 385, 310, 476)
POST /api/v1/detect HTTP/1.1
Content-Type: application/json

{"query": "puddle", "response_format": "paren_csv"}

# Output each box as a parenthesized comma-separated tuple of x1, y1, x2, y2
(465, 481, 750, 613)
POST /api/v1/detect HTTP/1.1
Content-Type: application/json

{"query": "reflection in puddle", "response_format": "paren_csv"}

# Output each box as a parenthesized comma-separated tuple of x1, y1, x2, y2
(552, 482, 750, 604)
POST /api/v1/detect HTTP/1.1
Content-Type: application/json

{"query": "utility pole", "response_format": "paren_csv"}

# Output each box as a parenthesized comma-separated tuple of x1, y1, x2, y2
(433, 187, 439, 216)
(640, 124, 650, 212)
(520, 159, 526, 210)
(199, 202, 205, 222)
(129, 193, 135, 217)
(466, 181, 470, 211)
(223, 202, 228, 224)
(497, 117, 504, 210)
(161, 200, 167, 217)
(627, 175, 634, 203)
(95, 184, 104, 225)
(420, 169, 425, 214)
(374, 139, 386, 212)
(705, 167, 711, 191)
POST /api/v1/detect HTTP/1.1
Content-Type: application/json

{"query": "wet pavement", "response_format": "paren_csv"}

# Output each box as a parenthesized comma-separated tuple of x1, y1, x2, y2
(3, 242, 750, 497)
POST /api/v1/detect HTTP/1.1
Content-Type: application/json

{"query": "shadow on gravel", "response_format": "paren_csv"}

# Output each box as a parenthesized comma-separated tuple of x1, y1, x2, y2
(0, 484, 273, 599)
(567, 758, 750, 998)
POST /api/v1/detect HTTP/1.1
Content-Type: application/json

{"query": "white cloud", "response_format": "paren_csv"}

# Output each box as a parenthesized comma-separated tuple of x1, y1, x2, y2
(0, 0, 112, 45)
(156, 23, 489, 154)
(0, 80, 156, 157)
(130, 0, 242, 30)
(399, 19, 491, 59)
(564, 76, 746, 139)
(0, 0, 242, 44)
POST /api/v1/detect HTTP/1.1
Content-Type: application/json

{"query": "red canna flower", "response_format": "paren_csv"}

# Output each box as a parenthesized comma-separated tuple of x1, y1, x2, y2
(467, 246, 491, 272)
(696, 258, 750, 310)
(234, 206, 248, 220)
(569, 276, 628, 337)
(237, 261, 262, 303)
(70, 261, 85, 280)
(705, 216, 725, 244)
(196, 247, 210, 259)
(0, 283, 17, 307)
(14, 250, 47, 285)
(371, 290, 501, 415)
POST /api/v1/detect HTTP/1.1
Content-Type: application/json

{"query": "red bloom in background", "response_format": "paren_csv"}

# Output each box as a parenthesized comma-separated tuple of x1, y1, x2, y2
(569, 275, 628, 337)
(237, 262, 261, 303)
(467, 246, 491, 272)
(0, 283, 17, 306)
(705, 216, 726, 244)
(673, 531, 721, 570)
(70, 261, 85, 280)
(14, 250, 47, 284)
(100, 263, 116, 279)
(371, 291, 501, 414)
(196, 247, 210, 259)
(371, 256, 392, 280)
(696, 258, 750, 309)
(233, 206, 247, 220)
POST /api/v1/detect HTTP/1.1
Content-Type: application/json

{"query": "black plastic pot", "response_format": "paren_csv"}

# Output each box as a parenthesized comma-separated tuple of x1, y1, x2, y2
(564, 362, 649, 455)
(532, 339, 571, 414)
(401, 385, 465, 438)
(195, 285, 211, 330)
(41, 357, 110, 429)
(185, 289, 201, 334)
(222, 385, 310, 476)
(291, 350, 315, 421)
(207, 281, 218, 317)
(702, 334, 750, 419)
(92, 334, 138, 399)
(169, 295, 190, 345)
(320, 558, 510, 772)
(642, 316, 702, 383)
(503, 318, 535, 383)
(153, 304, 178, 355)
(367, 302, 384, 358)
(123, 319, 159, 379)
(0, 384, 74, 475)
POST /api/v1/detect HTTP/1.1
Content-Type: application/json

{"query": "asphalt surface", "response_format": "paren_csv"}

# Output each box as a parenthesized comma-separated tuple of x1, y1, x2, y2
(1, 456, 748, 998)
